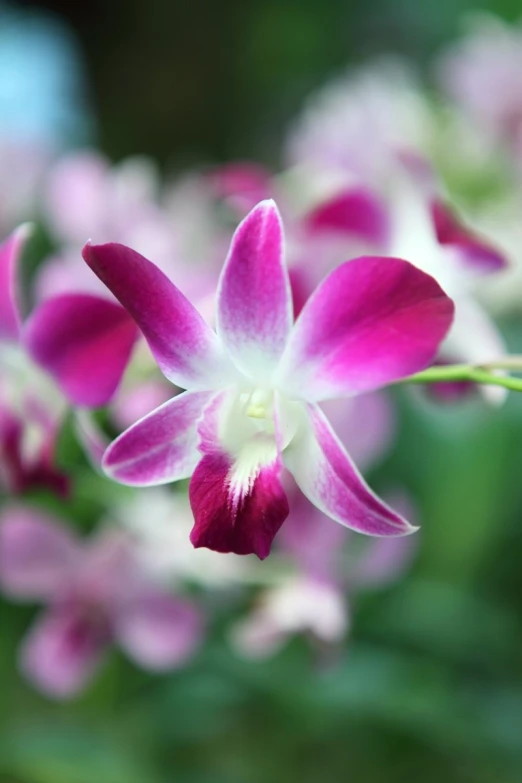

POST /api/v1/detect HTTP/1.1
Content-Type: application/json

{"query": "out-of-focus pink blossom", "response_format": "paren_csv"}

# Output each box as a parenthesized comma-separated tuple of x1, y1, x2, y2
(285, 60, 432, 189)
(0, 227, 68, 494)
(0, 505, 203, 698)
(438, 15, 522, 160)
(39, 153, 222, 324)
(0, 224, 140, 493)
(0, 138, 50, 235)
(386, 175, 507, 402)
(232, 490, 417, 658)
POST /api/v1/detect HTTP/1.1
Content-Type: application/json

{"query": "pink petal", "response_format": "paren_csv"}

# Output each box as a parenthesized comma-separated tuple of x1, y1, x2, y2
(304, 188, 389, 246)
(284, 404, 415, 536)
(103, 390, 214, 486)
(0, 505, 79, 600)
(83, 242, 232, 390)
(216, 200, 292, 380)
(20, 607, 109, 698)
(114, 591, 203, 671)
(23, 294, 139, 407)
(278, 256, 454, 400)
(189, 452, 290, 559)
(0, 225, 30, 341)
(431, 199, 507, 273)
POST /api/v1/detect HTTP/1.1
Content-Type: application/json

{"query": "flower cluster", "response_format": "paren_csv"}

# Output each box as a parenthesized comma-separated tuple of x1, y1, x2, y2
(3, 16, 522, 699)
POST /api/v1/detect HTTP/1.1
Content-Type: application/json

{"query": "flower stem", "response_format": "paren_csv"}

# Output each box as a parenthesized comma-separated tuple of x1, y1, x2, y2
(402, 364, 522, 393)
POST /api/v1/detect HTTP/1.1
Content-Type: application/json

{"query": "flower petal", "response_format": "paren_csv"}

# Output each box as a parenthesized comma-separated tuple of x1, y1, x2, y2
(23, 293, 139, 407)
(0, 224, 30, 341)
(216, 200, 292, 381)
(0, 505, 79, 600)
(83, 241, 232, 390)
(284, 404, 415, 536)
(114, 591, 203, 671)
(20, 607, 108, 698)
(278, 256, 454, 400)
(189, 452, 290, 559)
(431, 199, 507, 273)
(304, 187, 389, 246)
(103, 390, 214, 486)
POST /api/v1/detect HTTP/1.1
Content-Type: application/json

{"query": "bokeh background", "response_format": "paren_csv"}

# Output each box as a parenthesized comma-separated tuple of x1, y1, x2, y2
(2, 1, 522, 781)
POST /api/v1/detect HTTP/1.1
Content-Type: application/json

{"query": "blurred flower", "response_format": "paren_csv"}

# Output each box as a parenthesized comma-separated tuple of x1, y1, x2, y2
(285, 59, 432, 192)
(232, 575, 348, 657)
(38, 151, 177, 300)
(38, 153, 222, 324)
(83, 200, 453, 558)
(0, 505, 203, 698)
(0, 139, 49, 235)
(386, 176, 507, 403)
(469, 190, 522, 316)
(0, 227, 67, 495)
(0, 224, 140, 496)
(114, 487, 256, 587)
(232, 492, 417, 658)
(438, 15, 522, 163)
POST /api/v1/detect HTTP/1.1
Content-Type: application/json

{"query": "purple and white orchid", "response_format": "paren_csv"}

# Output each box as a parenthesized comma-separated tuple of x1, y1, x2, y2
(82, 200, 454, 559)
(0, 505, 203, 698)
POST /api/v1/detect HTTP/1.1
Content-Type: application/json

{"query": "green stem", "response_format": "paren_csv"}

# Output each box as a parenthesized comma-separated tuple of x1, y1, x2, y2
(402, 365, 522, 393)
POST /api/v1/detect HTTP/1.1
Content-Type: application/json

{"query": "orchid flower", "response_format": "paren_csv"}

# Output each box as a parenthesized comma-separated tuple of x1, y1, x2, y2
(0, 505, 203, 698)
(82, 200, 453, 559)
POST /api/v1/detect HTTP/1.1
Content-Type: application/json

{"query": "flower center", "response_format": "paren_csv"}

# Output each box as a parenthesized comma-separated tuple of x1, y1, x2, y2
(241, 388, 274, 429)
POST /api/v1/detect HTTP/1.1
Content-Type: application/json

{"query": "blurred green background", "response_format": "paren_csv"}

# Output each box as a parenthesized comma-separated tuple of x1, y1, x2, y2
(2, 1, 522, 781)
